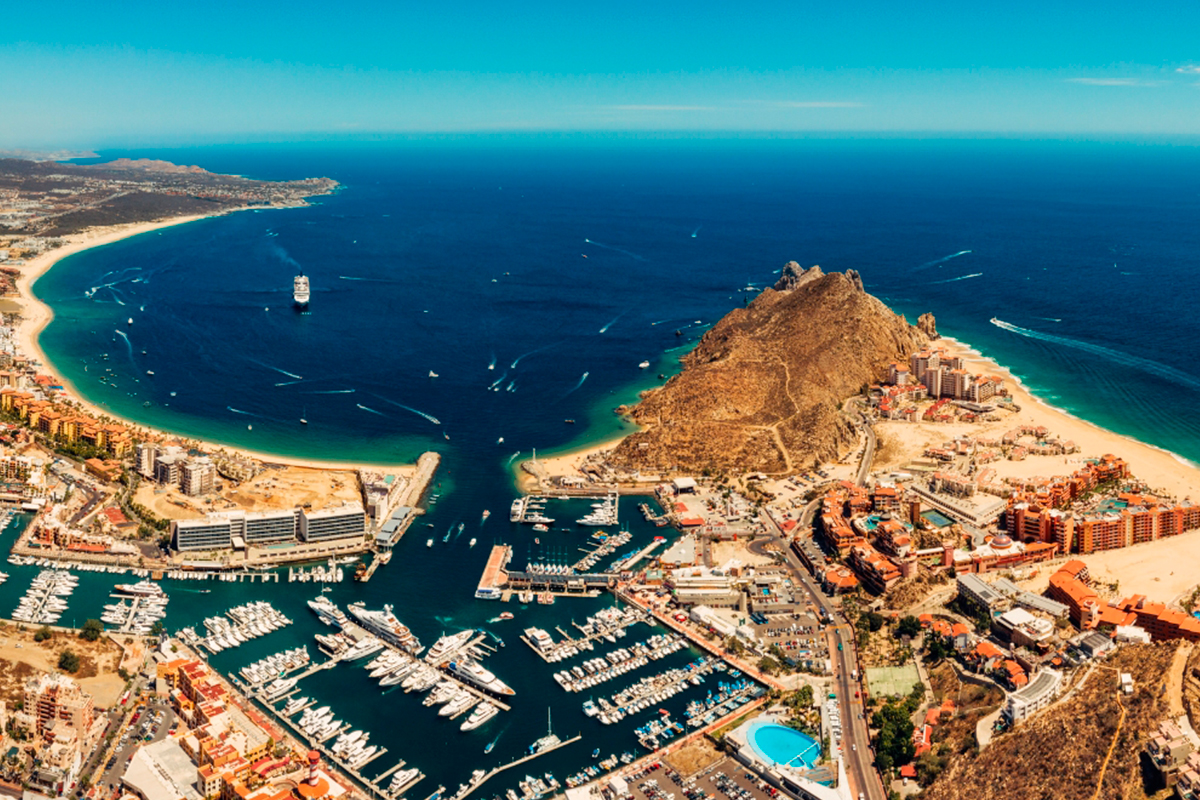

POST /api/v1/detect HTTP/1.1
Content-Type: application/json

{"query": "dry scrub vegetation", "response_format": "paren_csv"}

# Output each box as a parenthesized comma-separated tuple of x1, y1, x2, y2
(924, 642, 1178, 800)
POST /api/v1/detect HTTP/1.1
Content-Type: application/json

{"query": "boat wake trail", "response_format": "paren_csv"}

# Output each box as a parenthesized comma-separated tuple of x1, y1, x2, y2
(338, 276, 398, 283)
(511, 344, 555, 369)
(912, 249, 972, 272)
(562, 371, 589, 398)
(488, 371, 508, 390)
(227, 406, 258, 416)
(691, 226, 701, 238)
(599, 309, 629, 334)
(274, 380, 306, 387)
(506, 451, 521, 466)
(929, 272, 983, 285)
(488, 354, 496, 370)
(114, 330, 134, 361)
(301, 389, 356, 394)
(991, 318, 1200, 391)
(583, 238, 646, 261)
(1039, 317, 1063, 323)
(356, 403, 386, 416)
(249, 358, 303, 380)
(371, 394, 442, 425)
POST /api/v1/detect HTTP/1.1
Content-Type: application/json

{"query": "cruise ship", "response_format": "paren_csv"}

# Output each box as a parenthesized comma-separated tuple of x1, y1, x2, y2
(114, 580, 165, 598)
(424, 630, 476, 664)
(293, 274, 310, 307)
(448, 658, 515, 696)
(346, 602, 423, 654)
(307, 595, 349, 628)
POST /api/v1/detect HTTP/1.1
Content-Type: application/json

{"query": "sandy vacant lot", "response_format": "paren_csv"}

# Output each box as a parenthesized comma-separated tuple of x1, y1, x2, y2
(1017, 533, 1200, 610)
(711, 539, 775, 567)
(0, 623, 127, 708)
(139, 465, 363, 521)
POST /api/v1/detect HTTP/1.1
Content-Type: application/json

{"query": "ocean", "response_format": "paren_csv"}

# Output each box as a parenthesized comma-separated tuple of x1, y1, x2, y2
(22, 137, 1200, 791)
(42, 138, 1200, 474)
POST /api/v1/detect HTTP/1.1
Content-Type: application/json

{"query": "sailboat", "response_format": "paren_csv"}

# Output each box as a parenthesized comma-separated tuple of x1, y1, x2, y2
(528, 708, 561, 754)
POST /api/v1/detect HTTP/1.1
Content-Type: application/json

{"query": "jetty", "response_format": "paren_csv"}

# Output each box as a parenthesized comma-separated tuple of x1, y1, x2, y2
(474, 545, 511, 600)
(454, 735, 582, 800)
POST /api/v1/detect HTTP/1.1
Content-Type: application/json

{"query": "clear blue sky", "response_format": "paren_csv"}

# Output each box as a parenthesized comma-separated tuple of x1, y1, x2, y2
(4, 0, 1199, 146)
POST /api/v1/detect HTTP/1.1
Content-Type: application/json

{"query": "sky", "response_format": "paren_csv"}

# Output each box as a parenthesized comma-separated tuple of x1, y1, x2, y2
(2, 1, 1199, 146)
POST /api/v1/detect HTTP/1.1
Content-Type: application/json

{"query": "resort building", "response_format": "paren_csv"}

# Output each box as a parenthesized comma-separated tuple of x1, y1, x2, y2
(722, 716, 841, 800)
(298, 504, 366, 542)
(25, 673, 95, 740)
(956, 574, 1010, 616)
(180, 457, 216, 496)
(1004, 667, 1063, 724)
(172, 505, 363, 551)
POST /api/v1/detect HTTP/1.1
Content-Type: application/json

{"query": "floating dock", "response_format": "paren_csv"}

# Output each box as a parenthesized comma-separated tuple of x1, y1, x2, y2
(454, 735, 582, 800)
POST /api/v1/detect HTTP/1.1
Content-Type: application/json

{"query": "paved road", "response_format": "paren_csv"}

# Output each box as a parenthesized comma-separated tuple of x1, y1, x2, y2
(855, 414, 876, 488)
(757, 510, 884, 800)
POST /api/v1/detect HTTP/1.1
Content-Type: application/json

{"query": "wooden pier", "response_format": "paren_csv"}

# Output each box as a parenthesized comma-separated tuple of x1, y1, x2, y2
(520, 615, 651, 663)
(454, 735, 582, 800)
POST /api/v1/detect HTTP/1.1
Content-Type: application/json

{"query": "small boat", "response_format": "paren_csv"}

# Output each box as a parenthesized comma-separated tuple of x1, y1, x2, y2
(638, 361, 650, 369)
(427, 539, 433, 547)
(482, 510, 491, 520)
(498, 437, 504, 444)
(128, 317, 134, 324)
(469, 538, 477, 547)
(564, 419, 575, 424)
(499, 612, 513, 620)
(300, 418, 308, 425)
(592, 749, 600, 758)
(429, 370, 439, 378)
(146, 370, 155, 375)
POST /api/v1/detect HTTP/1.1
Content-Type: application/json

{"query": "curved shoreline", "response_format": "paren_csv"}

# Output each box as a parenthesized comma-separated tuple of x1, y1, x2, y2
(13, 210, 415, 473)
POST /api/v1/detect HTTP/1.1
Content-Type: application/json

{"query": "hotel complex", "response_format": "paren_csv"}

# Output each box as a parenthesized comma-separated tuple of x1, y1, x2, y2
(171, 504, 366, 551)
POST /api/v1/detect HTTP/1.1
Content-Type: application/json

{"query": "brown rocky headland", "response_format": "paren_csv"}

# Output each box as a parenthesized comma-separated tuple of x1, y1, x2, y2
(610, 261, 933, 474)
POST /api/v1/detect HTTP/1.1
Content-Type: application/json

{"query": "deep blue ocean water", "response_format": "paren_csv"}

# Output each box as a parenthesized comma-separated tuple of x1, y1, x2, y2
(44, 139, 1200, 475)
(22, 138, 1200, 792)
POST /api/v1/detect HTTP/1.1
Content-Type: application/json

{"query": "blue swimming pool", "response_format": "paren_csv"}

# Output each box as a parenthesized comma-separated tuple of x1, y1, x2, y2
(747, 722, 822, 769)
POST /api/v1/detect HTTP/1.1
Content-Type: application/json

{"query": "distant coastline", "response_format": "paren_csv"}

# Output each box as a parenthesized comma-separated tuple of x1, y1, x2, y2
(13, 209, 416, 473)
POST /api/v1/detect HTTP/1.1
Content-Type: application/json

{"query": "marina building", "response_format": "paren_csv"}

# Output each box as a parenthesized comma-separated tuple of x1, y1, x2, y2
(122, 738, 204, 800)
(667, 566, 740, 607)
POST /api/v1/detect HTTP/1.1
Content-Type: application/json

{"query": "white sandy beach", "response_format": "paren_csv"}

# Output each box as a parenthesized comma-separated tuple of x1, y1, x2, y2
(875, 336, 1200, 503)
(11, 213, 414, 474)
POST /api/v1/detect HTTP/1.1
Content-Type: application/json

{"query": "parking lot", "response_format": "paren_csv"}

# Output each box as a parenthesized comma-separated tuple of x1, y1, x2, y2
(608, 758, 778, 800)
(748, 611, 829, 668)
(96, 699, 176, 796)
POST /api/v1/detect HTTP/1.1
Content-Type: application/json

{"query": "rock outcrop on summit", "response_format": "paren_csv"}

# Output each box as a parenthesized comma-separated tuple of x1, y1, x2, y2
(611, 262, 933, 475)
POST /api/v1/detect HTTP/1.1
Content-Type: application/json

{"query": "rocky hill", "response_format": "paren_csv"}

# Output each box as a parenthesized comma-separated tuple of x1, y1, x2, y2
(923, 642, 1179, 800)
(609, 262, 932, 475)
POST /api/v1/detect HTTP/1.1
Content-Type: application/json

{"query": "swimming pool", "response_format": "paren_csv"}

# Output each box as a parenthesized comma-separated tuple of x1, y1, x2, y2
(747, 721, 821, 769)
